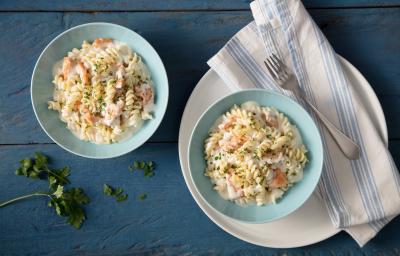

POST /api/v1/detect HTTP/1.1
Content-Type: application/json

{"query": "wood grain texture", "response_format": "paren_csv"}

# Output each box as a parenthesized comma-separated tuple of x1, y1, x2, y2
(0, 0, 399, 11)
(0, 8, 399, 144)
(1, 2, 400, 254)
(0, 143, 399, 255)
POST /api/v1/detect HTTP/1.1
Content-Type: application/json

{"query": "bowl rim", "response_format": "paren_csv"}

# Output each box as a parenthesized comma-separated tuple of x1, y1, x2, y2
(187, 88, 324, 223)
(31, 22, 169, 159)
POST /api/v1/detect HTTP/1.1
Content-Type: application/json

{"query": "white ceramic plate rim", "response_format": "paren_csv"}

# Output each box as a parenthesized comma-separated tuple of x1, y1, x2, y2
(178, 56, 388, 248)
(31, 22, 169, 159)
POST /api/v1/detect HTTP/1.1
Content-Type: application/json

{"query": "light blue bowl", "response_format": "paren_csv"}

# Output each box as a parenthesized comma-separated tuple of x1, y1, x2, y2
(31, 23, 169, 159)
(188, 89, 323, 223)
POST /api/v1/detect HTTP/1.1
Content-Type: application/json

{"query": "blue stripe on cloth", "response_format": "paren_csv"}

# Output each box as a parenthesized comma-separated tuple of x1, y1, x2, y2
(247, 12, 347, 226)
(259, 25, 273, 53)
(388, 155, 400, 196)
(253, 0, 347, 226)
(225, 41, 262, 89)
(318, 29, 379, 228)
(232, 37, 299, 99)
(290, 0, 385, 228)
(330, 48, 389, 227)
(257, 0, 282, 57)
(274, 0, 351, 226)
(249, 21, 257, 32)
(314, 23, 387, 226)
(369, 216, 391, 232)
(306, 4, 388, 228)
(249, 22, 281, 60)
(226, 37, 278, 91)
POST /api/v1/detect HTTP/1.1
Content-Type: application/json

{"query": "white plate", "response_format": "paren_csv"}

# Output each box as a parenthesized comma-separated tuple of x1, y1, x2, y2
(178, 56, 388, 248)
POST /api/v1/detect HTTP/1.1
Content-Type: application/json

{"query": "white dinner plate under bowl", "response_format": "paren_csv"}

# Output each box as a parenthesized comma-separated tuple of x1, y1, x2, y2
(178, 56, 388, 248)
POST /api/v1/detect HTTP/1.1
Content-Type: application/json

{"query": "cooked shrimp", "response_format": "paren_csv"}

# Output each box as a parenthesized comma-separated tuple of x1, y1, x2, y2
(115, 66, 125, 89)
(82, 107, 94, 125)
(77, 62, 89, 84)
(219, 134, 248, 151)
(218, 117, 237, 130)
(269, 168, 288, 189)
(93, 38, 113, 48)
(73, 100, 81, 111)
(135, 84, 153, 105)
(62, 57, 73, 80)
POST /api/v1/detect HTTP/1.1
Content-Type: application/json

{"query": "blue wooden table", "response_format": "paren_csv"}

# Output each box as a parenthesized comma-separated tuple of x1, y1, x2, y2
(1, 1, 399, 255)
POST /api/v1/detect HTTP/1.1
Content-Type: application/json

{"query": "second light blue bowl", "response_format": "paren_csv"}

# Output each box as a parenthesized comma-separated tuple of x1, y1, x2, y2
(188, 89, 323, 223)
(31, 23, 169, 159)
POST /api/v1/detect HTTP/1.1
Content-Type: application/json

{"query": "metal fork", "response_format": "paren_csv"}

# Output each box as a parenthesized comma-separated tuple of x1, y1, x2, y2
(264, 54, 360, 160)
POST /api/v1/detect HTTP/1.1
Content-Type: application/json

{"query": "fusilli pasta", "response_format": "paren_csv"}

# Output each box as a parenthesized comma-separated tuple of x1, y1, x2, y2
(204, 101, 308, 206)
(48, 38, 154, 144)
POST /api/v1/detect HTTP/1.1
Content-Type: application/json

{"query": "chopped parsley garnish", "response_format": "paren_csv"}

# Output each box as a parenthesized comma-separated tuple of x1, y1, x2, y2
(103, 184, 128, 202)
(129, 160, 155, 177)
(138, 193, 147, 201)
(214, 153, 222, 160)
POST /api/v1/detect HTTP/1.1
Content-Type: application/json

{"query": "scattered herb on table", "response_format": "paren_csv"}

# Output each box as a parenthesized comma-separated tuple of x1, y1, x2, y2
(129, 160, 155, 177)
(103, 184, 128, 202)
(128, 160, 157, 200)
(0, 152, 90, 229)
(138, 193, 147, 201)
(16, 152, 71, 190)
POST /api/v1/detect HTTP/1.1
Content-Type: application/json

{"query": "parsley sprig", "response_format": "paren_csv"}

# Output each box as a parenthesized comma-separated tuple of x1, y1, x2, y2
(129, 160, 155, 177)
(0, 152, 90, 229)
(16, 152, 70, 190)
(138, 193, 147, 201)
(103, 184, 128, 202)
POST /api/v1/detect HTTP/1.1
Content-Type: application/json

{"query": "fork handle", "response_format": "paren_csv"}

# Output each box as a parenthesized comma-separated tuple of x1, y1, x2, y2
(302, 98, 360, 160)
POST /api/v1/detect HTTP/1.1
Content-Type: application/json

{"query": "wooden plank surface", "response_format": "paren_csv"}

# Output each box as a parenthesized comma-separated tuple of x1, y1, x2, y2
(0, 143, 400, 255)
(0, 8, 399, 144)
(0, 0, 399, 11)
(1, 1, 400, 255)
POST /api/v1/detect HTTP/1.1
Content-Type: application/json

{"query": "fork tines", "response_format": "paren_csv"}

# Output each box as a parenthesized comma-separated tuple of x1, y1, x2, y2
(264, 53, 288, 82)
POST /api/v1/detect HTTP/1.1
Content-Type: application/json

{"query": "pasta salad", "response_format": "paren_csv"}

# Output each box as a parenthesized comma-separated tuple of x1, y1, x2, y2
(48, 38, 154, 144)
(204, 102, 308, 206)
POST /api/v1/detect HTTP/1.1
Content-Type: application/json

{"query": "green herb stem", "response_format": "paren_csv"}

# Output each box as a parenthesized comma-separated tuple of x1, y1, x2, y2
(46, 168, 70, 184)
(0, 192, 51, 207)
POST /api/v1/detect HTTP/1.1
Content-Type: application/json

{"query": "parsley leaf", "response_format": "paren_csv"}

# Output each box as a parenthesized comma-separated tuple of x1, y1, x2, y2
(129, 160, 156, 177)
(103, 184, 128, 202)
(15, 152, 70, 189)
(48, 187, 90, 229)
(67, 206, 86, 229)
(116, 194, 128, 202)
(103, 184, 113, 196)
(138, 193, 147, 201)
(48, 167, 71, 190)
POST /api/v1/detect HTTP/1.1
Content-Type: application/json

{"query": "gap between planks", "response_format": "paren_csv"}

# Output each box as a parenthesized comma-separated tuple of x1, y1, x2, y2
(1, 139, 400, 147)
(0, 141, 178, 147)
(0, 5, 399, 13)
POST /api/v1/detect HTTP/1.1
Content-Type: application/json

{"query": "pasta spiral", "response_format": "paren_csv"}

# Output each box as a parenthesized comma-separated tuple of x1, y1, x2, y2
(48, 38, 155, 144)
(204, 102, 308, 206)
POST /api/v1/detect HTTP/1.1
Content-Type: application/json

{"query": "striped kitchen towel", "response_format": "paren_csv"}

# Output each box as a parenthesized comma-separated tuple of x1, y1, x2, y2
(207, 0, 400, 247)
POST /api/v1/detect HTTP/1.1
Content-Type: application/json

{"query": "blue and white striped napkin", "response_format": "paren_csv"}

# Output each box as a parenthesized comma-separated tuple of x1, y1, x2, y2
(207, 0, 400, 246)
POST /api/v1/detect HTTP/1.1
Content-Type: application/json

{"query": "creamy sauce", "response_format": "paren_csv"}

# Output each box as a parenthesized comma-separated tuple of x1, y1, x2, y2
(48, 39, 154, 144)
(204, 101, 308, 206)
